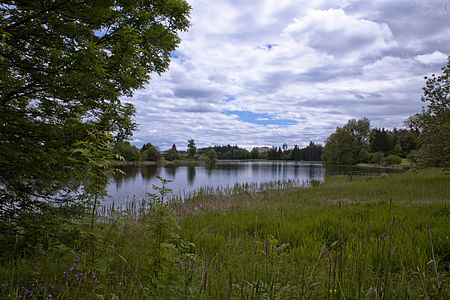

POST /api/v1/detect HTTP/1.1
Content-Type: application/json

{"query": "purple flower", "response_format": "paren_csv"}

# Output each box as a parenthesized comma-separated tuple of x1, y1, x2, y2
(49, 294, 52, 299)
(69, 266, 74, 271)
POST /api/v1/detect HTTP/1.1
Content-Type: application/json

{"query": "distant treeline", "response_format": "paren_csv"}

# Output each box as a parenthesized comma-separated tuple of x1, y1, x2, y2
(112, 125, 419, 165)
(322, 118, 420, 166)
(111, 140, 325, 162)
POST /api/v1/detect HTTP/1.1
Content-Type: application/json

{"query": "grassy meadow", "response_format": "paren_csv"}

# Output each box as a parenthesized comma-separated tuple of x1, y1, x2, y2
(1, 169, 449, 299)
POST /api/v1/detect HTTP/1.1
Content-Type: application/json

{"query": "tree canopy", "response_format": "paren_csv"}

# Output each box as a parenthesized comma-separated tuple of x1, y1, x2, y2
(323, 118, 371, 165)
(187, 139, 196, 158)
(406, 57, 449, 168)
(0, 0, 191, 235)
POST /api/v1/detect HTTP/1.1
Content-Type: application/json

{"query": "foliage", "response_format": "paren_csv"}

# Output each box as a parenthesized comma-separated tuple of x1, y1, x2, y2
(406, 57, 449, 168)
(187, 139, 197, 159)
(372, 151, 385, 164)
(369, 128, 391, 154)
(251, 147, 260, 159)
(1, 177, 202, 298)
(141, 143, 161, 162)
(177, 170, 449, 299)
(0, 0, 191, 238)
(369, 128, 414, 157)
(267, 147, 283, 160)
(323, 118, 371, 165)
(212, 145, 251, 159)
(383, 154, 402, 166)
(164, 144, 179, 161)
(289, 142, 323, 161)
(2, 171, 448, 298)
(112, 141, 141, 161)
(204, 148, 217, 165)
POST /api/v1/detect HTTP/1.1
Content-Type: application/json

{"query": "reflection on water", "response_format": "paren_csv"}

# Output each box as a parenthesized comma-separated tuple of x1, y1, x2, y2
(187, 165, 196, 185)
(106, 161, 400, 204)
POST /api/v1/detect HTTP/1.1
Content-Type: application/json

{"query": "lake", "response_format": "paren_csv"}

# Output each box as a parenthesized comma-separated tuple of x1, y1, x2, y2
(106, 161, 401, 205)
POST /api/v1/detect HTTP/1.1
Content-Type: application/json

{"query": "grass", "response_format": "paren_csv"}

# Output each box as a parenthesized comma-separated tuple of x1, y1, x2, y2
(1, 169, 448, 299)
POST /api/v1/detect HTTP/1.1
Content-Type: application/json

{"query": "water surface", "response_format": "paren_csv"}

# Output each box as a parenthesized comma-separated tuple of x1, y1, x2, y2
(106, 161, 400, 204)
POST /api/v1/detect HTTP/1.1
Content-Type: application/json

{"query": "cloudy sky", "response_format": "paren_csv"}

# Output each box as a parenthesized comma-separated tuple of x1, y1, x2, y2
(127, 0, 449, 150)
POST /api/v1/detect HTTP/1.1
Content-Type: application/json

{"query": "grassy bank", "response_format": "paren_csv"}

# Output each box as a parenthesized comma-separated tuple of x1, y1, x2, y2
(1, 170, 449, 299)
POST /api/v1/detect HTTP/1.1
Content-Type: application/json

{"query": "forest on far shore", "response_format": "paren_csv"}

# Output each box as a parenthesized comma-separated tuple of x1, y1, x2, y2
(112, 125, 416, 167)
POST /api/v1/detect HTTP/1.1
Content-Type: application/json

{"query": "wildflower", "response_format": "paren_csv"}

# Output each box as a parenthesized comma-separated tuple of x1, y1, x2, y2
(49, 294, 52, 299)
(69, 266, 74, 271)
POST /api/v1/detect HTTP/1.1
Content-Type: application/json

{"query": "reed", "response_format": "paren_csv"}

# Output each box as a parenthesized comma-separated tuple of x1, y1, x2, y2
(1, 169, 448, 299)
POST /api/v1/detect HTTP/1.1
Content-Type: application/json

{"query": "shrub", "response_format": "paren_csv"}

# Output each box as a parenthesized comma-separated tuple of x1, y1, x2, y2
(383, 154, 402, 166)
(372, 152, 385, 164)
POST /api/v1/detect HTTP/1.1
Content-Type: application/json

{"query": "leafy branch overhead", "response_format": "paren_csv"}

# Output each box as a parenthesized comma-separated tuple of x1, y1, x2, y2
(0, 0, 191, 237)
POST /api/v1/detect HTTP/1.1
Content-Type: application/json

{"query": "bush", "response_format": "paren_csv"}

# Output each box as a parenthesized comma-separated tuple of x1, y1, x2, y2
(372, 152, 385, 164)
(383, 154, 402, 166)
(164, 149, 179, 161)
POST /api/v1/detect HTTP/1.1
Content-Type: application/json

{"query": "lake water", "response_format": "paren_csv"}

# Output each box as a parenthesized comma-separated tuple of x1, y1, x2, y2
(106, 161, 400, 204)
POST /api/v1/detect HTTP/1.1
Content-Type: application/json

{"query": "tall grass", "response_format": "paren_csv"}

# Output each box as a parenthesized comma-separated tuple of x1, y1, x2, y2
(0, 170, 448, 299)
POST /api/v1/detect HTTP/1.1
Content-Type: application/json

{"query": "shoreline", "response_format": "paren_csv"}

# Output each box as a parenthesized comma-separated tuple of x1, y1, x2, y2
(111, 159, 409, 169)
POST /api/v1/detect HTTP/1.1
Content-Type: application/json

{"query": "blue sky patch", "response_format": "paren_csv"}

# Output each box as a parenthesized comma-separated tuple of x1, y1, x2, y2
(223, 110, 297, 126)
(171, 50, 187, 63)
(223, 94, 236, 102)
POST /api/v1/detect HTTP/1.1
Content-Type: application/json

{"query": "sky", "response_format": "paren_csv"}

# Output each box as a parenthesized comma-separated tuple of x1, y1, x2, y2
(126, 0, 450, 150)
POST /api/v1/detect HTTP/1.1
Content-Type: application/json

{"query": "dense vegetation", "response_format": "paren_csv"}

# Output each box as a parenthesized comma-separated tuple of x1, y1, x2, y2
(0, 0, 191, 242)
(1, 171, 448, 298)
(1, 1, 448, 299)
(323, 58, 449, 168)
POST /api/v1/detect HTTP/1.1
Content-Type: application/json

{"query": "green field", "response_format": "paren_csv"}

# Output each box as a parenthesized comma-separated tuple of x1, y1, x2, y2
(1, 170, 449, 299)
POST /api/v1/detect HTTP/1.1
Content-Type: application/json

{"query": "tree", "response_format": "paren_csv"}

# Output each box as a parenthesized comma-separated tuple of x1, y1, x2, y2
(250, 147, 260, 159)
(290, 145, 302, 161)
(141, 143, 161, 162)
(112, 141, 141, 161)
(372, 152, 385, 164)
(187, 139, 196, 159)
(304, 141, 323, 161)
(370, 128, 390, 154)
(323, 118, 371, 165)
(383, 154, 402, 166)
(164, 144, 179, 161)
(0, 1, 191, 239)
(406, 57, 449, 168)
(204, 148, 217, 165)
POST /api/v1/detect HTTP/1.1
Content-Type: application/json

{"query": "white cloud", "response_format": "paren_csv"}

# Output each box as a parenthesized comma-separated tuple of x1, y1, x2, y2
(125, 0, 449, 150)
(282, 9, 397, 58)
(415, 51, 448, 65)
